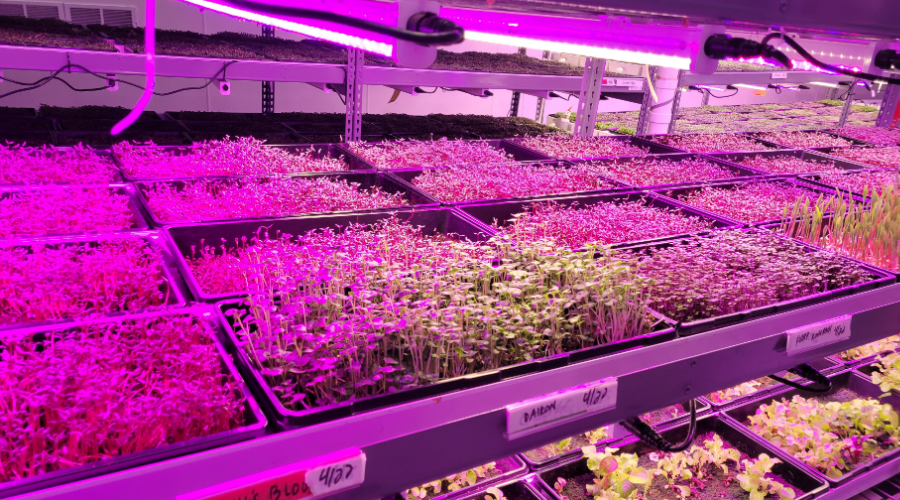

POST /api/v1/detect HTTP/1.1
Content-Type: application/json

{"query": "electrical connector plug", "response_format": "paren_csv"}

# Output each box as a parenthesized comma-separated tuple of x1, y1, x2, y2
(704, 34, 791, 69)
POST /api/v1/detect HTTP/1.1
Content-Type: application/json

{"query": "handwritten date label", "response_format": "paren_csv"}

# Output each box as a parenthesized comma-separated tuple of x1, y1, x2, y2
(772, 72, 788, 79)
(176, 449, 366, 500)
(506, 378, 617, 440)
(785, 314, 852, 355)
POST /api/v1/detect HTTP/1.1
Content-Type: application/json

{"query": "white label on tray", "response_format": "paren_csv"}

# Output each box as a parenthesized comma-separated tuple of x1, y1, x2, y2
(772, 72, 788, 79)
(785, 314, 852, 355)
(626, 80, 644, 90)
(506, 377, 617, 440)
(176, 449, 366, 500)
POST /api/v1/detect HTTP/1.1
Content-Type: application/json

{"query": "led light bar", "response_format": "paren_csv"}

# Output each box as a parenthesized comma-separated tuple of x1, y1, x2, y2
(733, 83, 767, 90)
(180, 0, 393, 56)
(464, 31, 692, 69)
(807, 81, 841, 88)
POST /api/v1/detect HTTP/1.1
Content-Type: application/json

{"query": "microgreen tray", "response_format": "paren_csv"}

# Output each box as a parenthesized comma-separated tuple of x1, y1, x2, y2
(571, 153, 767, 191)
(165, 207, 492, 302)
(55, 131, 193, 147)
(749, 129, 871, 150)
(640, 133, 785, 154)
(502, 135, 680, 162)
(456, 190, 740, 250)
(854, 358, 900, 385)
(342, 139, 552, 171)
(725, 370, 900, 486)
(395, 457, 527, 500)
(0, 131, 56, 147)
(618, 229, 895, 336)
(134, 171, 436, 226)
(0, 183, 149, 238)
(535, 414, 827, 500)
(698, 357, 842, 411)
(113, 143, 357, 182)
(387, 161, 627, 206)
(705, 149, 868, 176)
(434, 478, 544, 500)
(799, 166, 899, 202)
(0, 231, 186, 331)
(0, 307, 267, 499)
(652, 177, 862, 227)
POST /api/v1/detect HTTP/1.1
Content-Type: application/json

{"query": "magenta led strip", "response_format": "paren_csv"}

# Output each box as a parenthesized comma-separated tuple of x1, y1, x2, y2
(112, 0, 155, 135)
(180, 0, 393, 57)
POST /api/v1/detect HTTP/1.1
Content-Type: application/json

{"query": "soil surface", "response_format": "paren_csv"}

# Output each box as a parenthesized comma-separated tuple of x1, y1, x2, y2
(640, 404, 687, 426)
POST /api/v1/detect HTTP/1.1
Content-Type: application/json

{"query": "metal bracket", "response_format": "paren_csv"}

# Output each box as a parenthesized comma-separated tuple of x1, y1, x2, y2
(876, 83, 900, 128)
(700, 88, 710, 107)
(574, 57, 605, 137)
(344, 48, 364, 143)
(387, 85, 418, 95)
(306, 82, 334, 93)
(837, 79, 858, 128)
(667, 70, 685, 135)
(635, 66, 658, 136)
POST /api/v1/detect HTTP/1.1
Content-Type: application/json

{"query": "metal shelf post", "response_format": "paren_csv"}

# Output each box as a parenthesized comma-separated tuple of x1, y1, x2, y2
(574, 57, 605, 137)
(345, 48, 364, 143)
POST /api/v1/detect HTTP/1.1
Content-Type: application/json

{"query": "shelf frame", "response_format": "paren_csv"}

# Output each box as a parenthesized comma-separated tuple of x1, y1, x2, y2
(14, 282, 900, 500)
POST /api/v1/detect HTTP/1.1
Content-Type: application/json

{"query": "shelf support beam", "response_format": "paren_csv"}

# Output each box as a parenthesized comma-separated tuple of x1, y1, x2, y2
(635, 66, 657, 136)
(344, 48, 364, 143)
(574, 57, 605, 137)
(837, 78, 858, 128)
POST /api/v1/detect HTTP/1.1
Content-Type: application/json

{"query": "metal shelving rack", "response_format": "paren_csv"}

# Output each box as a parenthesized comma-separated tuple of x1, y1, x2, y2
(3, 15, 900, 500)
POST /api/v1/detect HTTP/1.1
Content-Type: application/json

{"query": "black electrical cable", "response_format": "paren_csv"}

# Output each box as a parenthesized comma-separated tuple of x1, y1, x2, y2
(767, 363, 832, 393)
(765, 33, 900, 85)
(837, 79, 857, 101)
(224, 0, 464, 46)
(621, 399, 697, 453)
(703, 87, 739, 99)
(0, 61, 237, 100)
(415, 87, 439, 94)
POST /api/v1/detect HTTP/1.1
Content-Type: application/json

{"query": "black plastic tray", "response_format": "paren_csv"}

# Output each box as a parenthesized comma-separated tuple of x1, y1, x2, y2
(135, 171, 436, 226)
(387, 161, 627, 206)
(570, 152, 767, 191)
(0, 307, 267, 499)
(395, 457, 528, 500)
(639, 132, 785, 154)
(799, 166, 899, 201)
(165, 207, 492, 302)
(0, 183, 149, 238)
(0, 231, 186, 331)
(218, 297, 674, 430)
(746, 129, 871, 150)
(0, 131, 56, 147)
(535, 414, 827, 500)
(699, 357, 842, 411)
(705, 149, 869, 176)
(725, 370, 900, 486)
(456, 190, 740, 251)
(501, 135, 680, 162)
(342, 139, 551, 171)
(617, 229, 896, 336)
(437, 478, 543, 500)
(55, 131, 193, 147)
(114, 143, 356, 181)
(652, 177, 861, 227)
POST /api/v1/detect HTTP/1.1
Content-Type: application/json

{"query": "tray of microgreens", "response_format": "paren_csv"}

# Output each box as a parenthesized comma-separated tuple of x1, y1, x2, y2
(699, 357, 841, 410)
(570, 153, 765, 190)
(821, 146, 900, 170)
(749, 130, 864, 149)
(401, 457, 526, 500)
(0, 183, 148, 239)
(165, 208, 492, 302)
(0, 232, 184, 330)
(655, 178, 852, 227)
(0, 143, 121, 185)
(644, 133, 782, 154)
(388, 161, 624, 205)
(801, 168, 900, 200)
(616, 228, 894, 335)
(205, 210, 673, 427)
(829, 336, 900, 368)
(135, 172, 431, 225)
(725, 370, 900, 485)
(428, 478, 543, 500)
(0, 307, 266, 498)
(828, 126, 900, 147)
(458, 191, 737, 251)
(504, 135, 679, 161)
(112, 137, 353, 180)
(706, 150, 865, 176)
(537, 414, 827, 500)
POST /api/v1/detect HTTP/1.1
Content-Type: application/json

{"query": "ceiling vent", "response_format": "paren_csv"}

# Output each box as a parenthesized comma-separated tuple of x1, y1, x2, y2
(65, 4, 135, 27)
(0, 2, 62, 19)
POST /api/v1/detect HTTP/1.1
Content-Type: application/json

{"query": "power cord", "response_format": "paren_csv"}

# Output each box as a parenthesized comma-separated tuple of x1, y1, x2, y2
(621, 399, 697, 452)
(0, 61, 237, 100)
(768, 363, 832, 393)
(223, 0, 463, 46)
